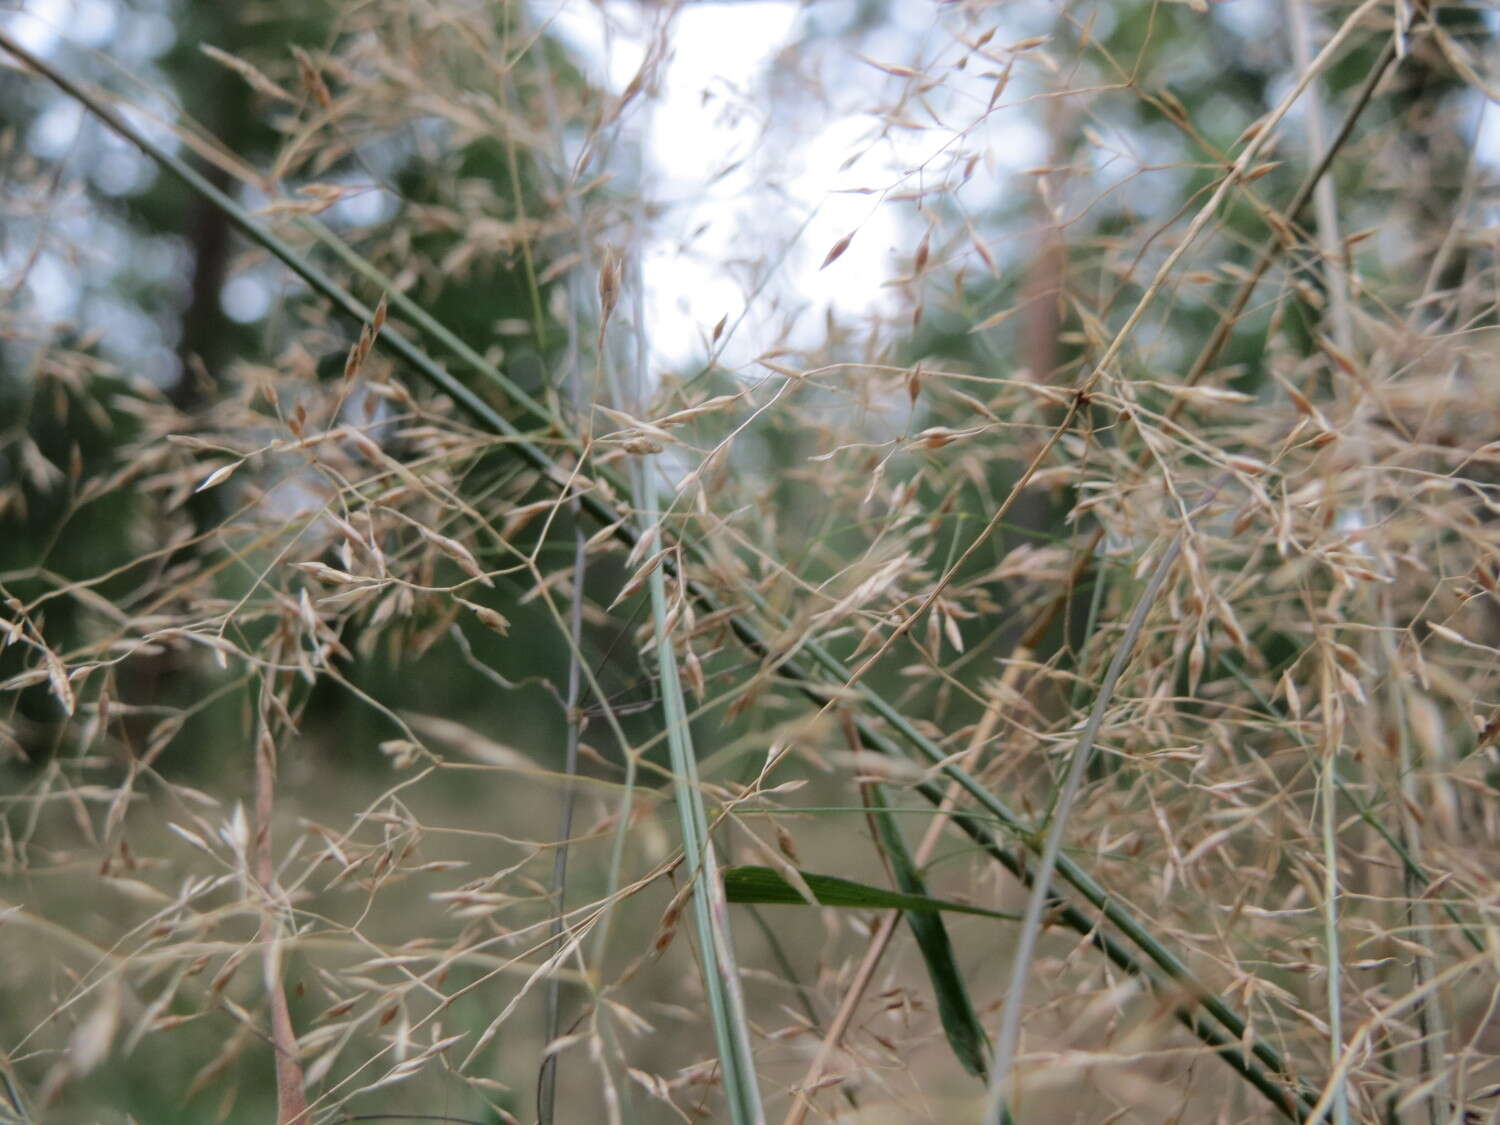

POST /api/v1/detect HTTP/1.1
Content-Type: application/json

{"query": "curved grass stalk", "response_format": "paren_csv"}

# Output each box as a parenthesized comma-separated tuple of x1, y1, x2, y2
(984, 482, 1221, 1121)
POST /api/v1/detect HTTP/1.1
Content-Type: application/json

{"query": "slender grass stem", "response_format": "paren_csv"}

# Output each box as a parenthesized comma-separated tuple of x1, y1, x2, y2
(1287, 7, 1352, 1121)
(1320, 744, 1349, 1125)
(985, 480, 1222, 1120)
(536, 247, 591, 1125)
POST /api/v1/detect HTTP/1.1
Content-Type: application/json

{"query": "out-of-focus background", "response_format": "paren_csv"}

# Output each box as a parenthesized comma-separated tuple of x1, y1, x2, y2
(3, 0, 1499, 1122)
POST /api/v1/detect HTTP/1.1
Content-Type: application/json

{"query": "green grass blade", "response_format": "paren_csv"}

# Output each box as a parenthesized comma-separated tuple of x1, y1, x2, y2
(866, 783, 992, 1079)
(723, 865, 1018, 923)
(644, 548, 765, 1125)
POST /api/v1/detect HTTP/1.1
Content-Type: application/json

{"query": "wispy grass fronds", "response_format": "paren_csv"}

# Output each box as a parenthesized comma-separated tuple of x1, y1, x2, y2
(4, 2, 1498, 1123)
(0, 32, 1304, 1109)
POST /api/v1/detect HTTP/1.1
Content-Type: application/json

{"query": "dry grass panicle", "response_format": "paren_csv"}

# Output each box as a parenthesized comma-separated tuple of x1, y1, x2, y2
(1, 1, 1499, 1122)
